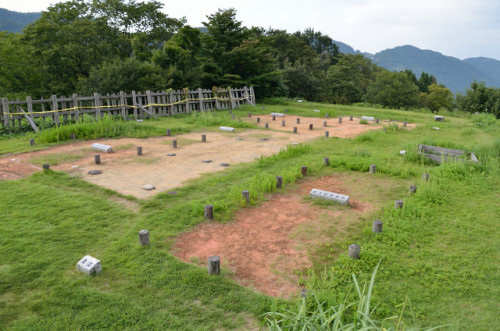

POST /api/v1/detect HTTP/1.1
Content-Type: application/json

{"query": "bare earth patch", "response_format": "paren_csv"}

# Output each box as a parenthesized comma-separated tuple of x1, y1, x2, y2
(171, 173, 402, 298)
(0, 116, 413, 199)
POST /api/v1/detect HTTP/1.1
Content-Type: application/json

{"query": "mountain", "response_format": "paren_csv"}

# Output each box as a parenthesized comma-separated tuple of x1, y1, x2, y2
(370, 45, 499, 93)
(0, 8, 40, 33)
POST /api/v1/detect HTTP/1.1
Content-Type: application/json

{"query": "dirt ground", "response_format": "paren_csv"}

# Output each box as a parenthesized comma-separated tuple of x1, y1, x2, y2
(0, 115, 413, 198)
(172, 174, 382, 298)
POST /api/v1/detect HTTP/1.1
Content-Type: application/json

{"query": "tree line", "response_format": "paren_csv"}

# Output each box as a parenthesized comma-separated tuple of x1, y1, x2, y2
(0, 0, 498, 117)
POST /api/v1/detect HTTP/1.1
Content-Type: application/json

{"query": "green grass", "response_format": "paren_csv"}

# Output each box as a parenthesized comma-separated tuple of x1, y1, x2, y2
(0, 101, 498, 330)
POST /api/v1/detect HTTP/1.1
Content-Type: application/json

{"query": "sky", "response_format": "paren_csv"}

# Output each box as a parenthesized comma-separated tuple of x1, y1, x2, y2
(1, 0, 499, 60)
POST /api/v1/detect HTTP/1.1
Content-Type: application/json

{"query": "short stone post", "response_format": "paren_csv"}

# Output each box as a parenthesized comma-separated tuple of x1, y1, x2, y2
(338, 117, 342, 123)
(272, 115, 276, 121)
(301, 166, 307, 176)
(248, 112, 251, 118)
(369, 164, 376, 174)
(276, 176, 283, 189)
(137, 146, 143, 155)
(166, 129, 171, 136)
(208, 256, 220, 275)
(296, 118, 300, 124)
(325, 131, 329, 137)
(257, 117, 260, 123)
(42, 164, 50, 173)
(323, 121, 327, 127)
(422, 173, 430, 181)
(173, 140, 177, 148)
(309, 124, 313, 130)
(372, 220, 383, 233)
(201, 134, 206, 142)
(403, 121, 408, 127)
(138, 230, 150, 246)
(409, 185, 417, 194)
(282, 120, 285, 127)
(348, 244, 360, 259)
(350, 116, 353, 121)
(325, 113, 330, 118)
(284, 108, 288, 113)
(242, 190, 250, 203)
(229, 110, 232, 114)
(293, 127, 297, 133)
(375, 118, 380, 123)
(265, 123, 269, 129)
(395, 200, 404, 209)
(232, 114, 235, 120)
(323, 157, 329, 166)
(29, 138, 35, 146)
(95, 154, 101, 164)
(70, 133, 76, 140)
(204, 204, 213, 219)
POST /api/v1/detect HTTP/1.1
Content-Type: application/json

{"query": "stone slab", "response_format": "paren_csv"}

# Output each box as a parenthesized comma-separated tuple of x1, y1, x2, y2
(310, 189, 350, 205)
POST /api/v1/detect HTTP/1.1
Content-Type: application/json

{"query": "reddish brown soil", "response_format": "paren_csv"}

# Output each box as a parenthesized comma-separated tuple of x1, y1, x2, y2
(0, 116, 413, 199)
(172, 175, 376, 298)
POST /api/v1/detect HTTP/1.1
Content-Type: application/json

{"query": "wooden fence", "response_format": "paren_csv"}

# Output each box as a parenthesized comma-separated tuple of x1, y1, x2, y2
(1, 86, 255, 132)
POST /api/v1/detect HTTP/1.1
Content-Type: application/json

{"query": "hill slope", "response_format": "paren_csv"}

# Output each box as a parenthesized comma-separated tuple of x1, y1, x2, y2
(371, 45, 499, 93)
(0, 8, 40, 32)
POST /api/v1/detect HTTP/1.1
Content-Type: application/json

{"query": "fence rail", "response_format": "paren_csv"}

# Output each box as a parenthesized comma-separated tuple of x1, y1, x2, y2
(1, 86, 255, 132)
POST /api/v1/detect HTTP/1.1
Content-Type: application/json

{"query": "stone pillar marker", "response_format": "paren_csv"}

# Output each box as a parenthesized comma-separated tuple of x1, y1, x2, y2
(282, 120, 285, 127)
(208, 256, 220, 275)
(265, 123, 269, 129)
(325, 131, 329, 137)
(422, 173, 430, 181)
(325, 113, 330, 118)
(276, 176, 283, 188)
(166, 129, 171, 136)
(70, 133, 76, 140)
(338, 117, 342, 123)
(404, 121, 408, 127)
(348, 244, 360, 259)
(350, 116, 353, 121)
(257, 117, 260, 123)
(42, 164, 50, 173)
(301, 166, 307, 176)
(309, 124, 313, 130)
(173, 140, 177, 148)
(395, 200, 404, 209)
(29, 138, 35, 146)
(201, 134, 206, 142)
(272, 115, 276, 121)
(204, 204, 213, 219)
(242, 190, 250, 203)
(375, 118, 380, 123)
(137, 146, 143, 155)
(293, 127, 297, 133)
(248, 112, 251, 118)
(369, 164, 376, 174)
(138, 230, 150, 246)
(95, 154, 101, 164)
(409, 185, 417, 194)
(323, 121, 327, 127)
(297, 118, 300, 124)
(323, 157, 329, 166)
(372, 220, 383, 233)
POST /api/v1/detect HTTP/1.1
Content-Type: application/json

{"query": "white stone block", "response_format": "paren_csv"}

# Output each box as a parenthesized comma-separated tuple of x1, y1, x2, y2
(297, 99, 303, 103)
(313, 109, 320, 112)
(270, 112, 285, 117)
(219, 126, 235, 132)
(400, 150, 406, 155)
(77, 255, 101, 275)
(433, 127, 440, 130)
(361, 116, 375, 121)
(310, 189, 350, 205)
(434, 115, 444, 121)
(91, 143, 112, 153)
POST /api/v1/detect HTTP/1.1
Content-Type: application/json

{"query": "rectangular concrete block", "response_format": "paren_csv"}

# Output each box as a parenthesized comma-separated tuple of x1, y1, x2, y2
(77, 255, 101, 275)
(434, 115, 444, 121)
(361, 116, 375, 121)
(310, 189, 350, 205)
(270, 112, 285, 117)
(219, 126, 235, 132)
(91, 143, 112, 153)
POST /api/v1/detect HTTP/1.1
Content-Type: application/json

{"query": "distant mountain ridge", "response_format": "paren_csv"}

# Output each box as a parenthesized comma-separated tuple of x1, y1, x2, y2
(0, 8, 40, 32)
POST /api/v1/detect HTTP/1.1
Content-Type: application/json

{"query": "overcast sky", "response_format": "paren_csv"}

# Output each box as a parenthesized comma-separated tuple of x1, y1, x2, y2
(1, 0, 499, 60)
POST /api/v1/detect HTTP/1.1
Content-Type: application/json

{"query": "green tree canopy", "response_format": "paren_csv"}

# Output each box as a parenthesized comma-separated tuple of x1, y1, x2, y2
(366, 70, 420, 109)
(455, 81, 500, 118)
(421, 84, 453, 111)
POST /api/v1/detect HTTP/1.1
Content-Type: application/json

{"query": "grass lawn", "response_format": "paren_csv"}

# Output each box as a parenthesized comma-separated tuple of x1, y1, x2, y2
(0, 101, 498, 330)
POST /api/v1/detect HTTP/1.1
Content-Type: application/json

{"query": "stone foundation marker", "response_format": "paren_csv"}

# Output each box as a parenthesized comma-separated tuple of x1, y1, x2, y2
(172, 140, 177, 148)
(248, 112, 252, 118)
(293, 127, 297, 133)
(137, 146, 142, 155)
(265, 123, 269, 129)
(92, 143, 112, 153)
(166, 129, 171, 136)
(257, 117, 260, 123)
(338, 117, 342, 123)
(70, 133, 76, 140)
(422, 173, 430, 181)
(369, 164, 376, 174)
(395, 200, 404, 209)
(95, 154, 101, 164)
(208, 256, 220, 275)
(276, 176, 283, 188)
(309, 124, 313, 130)
(323, 157, 329, 166)
(42, 164, 50, 173)
(77, 255, 101, 275)
(310, 189, 350, 204)
(301, 166, 307, 176)
(325, 131, 329, 137)
(372, 220, 383, 233)
(282, 120, 286, 127)
(350, 116, 353, 121)
(204, 204, 213, 219)
(138, 230, 150, 246)
(29, 138, 35, 146)
(323, 121, 327, 127)
(348, 244, 360, 259)
(201, 134, 206, 142)
(296, 118, 300, 124)
(409, 185, 417, 194)
(242, 190, 250, 203)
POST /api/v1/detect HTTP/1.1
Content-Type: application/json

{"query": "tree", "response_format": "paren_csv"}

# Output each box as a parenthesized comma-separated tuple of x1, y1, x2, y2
(418, 72, 437, 93)
(421, 84, 453, 111)
(294, 28, 340, 65)
(366, 70, 420, 109)
(455, 81, 500, 118)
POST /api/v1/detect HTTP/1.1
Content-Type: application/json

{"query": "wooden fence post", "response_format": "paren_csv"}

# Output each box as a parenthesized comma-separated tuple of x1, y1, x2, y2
(131, 91, 138, 120)
(1, 97, 9, 128)
(198, 88, 204, 111)
(51, 95, 60, 127)
(229, 88, 235, 109)
(119, 91, 127, 120)
(249, 86, 255, 105)
(146, 90, 154, 117)
(71, 94, 79, 122)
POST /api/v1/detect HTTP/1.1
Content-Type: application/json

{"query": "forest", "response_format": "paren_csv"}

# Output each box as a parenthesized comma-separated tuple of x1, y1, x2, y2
(0, 0, 498, 117)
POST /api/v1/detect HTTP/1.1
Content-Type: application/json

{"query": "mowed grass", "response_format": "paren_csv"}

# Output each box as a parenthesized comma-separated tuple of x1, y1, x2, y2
(0, 101, 499, 329)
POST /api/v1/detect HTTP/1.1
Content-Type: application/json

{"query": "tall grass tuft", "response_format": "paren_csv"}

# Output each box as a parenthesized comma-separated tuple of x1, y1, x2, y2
(264, 262, 445, 330)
